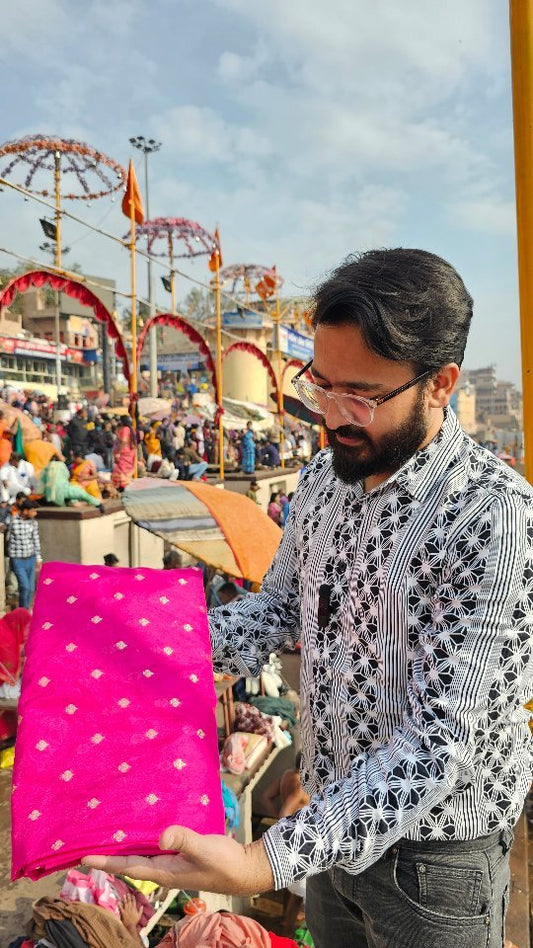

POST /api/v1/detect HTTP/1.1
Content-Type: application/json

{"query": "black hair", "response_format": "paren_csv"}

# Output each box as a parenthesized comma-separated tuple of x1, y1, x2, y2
(312, 248, 473, 373)
(19, 499, 36, 512)
(295, 750, 302, 770)
(218, 580, 240, 597)
(162, 549, 182, 568)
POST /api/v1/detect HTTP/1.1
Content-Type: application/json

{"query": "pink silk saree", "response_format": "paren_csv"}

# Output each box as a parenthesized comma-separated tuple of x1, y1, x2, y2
(11, 562, 225, 880)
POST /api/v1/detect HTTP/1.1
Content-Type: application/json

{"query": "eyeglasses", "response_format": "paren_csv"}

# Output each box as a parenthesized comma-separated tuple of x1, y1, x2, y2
(292, 360, 433, 428)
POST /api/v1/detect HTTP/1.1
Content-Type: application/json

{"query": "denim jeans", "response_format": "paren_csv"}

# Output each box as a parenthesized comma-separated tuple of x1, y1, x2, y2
(188, 461, 208, 480)
(306, 828, 513, 948)
(10, 555, 36, 609)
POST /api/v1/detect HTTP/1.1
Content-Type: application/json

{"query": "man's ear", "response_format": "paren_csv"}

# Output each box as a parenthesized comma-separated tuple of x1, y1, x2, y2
(427, 363, 460, 408)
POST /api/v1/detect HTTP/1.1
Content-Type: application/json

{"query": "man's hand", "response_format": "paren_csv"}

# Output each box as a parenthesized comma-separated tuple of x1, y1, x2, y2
(82, 826, 275, 896)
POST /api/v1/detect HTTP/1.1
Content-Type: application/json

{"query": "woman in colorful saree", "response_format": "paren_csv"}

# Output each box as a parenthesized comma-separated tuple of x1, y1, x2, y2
(39, 459, 103, 510)
(111, 426, 136, 490)
(70, 454, 102, 501)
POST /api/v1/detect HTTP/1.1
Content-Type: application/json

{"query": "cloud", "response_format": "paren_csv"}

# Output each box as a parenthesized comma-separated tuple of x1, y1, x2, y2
(450, 198, 516, 236)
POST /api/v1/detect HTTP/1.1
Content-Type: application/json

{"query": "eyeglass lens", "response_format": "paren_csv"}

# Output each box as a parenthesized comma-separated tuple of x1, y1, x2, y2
(295, 380, 373, 427)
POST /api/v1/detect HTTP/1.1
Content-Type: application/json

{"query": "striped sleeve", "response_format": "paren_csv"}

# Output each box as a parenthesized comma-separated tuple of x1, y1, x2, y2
(209, 508, 302, 677)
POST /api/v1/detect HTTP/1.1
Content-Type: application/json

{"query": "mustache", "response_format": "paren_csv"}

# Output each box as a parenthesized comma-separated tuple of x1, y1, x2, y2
(326, 424, 369, 442)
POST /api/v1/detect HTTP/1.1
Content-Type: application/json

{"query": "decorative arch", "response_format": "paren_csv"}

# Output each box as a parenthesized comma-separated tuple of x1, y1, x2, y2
(137, 312, 218, 402)
(282, 357, 313, 382)
(0, 270, 130, 382)
(223, 341, 279, 401)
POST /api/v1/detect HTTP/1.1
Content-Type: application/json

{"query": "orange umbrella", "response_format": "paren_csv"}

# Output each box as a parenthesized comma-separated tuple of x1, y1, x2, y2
(123, 478, 282, 584)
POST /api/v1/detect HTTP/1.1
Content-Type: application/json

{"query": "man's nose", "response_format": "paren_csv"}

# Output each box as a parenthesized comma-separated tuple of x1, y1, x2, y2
(323, 394, 346, 429)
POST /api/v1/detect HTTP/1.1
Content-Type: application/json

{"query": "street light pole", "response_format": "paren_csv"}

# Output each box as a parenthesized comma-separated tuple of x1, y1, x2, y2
(53, 151, 62, 399)
(129, 136, 161, 398)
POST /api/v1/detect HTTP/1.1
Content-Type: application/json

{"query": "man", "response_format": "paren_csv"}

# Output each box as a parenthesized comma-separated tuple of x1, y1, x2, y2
(66, 408, 88, 459)
(179, 443, 208, 480)
(8, 499, 41, 609)
(1, 452, 36, 504)
(103, 553, 119, 567)
(261, 438, 280, 469)
(83, 249, 533, 947)
(246, 478, 261, 504)
(162, 549, 182, 570)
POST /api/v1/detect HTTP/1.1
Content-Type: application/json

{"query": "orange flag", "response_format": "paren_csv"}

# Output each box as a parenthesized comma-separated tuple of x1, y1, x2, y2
(208, 227, 222, 272)
(122, 159, 144, 225)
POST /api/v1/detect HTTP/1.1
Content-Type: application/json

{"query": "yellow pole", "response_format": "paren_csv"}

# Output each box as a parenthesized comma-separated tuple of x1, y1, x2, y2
(510, 0, 533, 482)
(214, 236, 225, 481)
(129, 186, 138, 477)
(168, 233, 176, 314)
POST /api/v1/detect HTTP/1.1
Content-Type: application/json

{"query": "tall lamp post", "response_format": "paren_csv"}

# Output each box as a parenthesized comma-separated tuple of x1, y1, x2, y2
(129, 136, 161, 397)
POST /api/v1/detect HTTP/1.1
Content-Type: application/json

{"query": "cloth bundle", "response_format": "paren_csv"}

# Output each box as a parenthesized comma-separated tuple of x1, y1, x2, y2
(11, 562, 225, 880)
(59, 868, 154, 928)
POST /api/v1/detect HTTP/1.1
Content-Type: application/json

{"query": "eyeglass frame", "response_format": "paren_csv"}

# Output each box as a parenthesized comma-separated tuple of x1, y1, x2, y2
(291, 360, 435, 426)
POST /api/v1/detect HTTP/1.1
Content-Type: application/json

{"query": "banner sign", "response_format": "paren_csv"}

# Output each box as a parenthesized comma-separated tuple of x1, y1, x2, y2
(157, 352, 206, 371)
(223, 309, 263, 329)
(278, 325, 314, 362)
(0, 336, 85, 363)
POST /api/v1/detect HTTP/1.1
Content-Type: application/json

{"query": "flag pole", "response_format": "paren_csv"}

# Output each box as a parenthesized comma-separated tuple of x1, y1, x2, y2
(129, 178, 138, 478)
(214, 231, 225, 481)
(510, 0, 533, 482)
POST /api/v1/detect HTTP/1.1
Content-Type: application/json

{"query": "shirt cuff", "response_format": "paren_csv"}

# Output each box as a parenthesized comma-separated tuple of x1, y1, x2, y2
(262, 813, 330, 889)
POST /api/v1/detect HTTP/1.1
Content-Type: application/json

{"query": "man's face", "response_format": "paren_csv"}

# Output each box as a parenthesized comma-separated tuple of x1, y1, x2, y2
(312, 324, 434, 487)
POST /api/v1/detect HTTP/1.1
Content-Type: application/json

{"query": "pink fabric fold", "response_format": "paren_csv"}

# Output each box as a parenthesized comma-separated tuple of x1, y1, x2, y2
(11, 562, 225, 880)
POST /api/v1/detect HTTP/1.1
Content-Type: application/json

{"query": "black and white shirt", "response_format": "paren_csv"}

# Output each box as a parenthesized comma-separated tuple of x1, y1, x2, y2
(209, 410, 533, 888)
(8, 516, 41, 559)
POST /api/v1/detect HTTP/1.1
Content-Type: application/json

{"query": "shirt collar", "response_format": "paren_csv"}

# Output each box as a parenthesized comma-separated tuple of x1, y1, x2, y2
(340, 407, 465, 504)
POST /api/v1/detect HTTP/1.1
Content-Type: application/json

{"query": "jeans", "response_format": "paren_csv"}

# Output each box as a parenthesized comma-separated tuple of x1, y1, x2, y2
(188, 461, 208, 480)
(306, 829, 513, 948)
(10, 555, 36, 609)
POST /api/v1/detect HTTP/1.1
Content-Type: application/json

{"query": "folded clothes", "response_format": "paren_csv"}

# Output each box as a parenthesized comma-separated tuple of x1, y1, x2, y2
(12, 562, 225, 880)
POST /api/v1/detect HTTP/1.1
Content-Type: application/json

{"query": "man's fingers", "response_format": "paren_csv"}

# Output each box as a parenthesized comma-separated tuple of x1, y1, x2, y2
(82, 853, 165, 882)
(159, 823, 199, 855)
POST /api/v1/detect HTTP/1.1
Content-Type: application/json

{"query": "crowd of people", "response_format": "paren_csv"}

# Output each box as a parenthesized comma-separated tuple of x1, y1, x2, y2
(0, 388, 317, 501)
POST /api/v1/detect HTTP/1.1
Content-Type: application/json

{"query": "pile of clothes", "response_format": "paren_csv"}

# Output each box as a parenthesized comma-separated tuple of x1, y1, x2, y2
(9, 896, 301, 948)
(221, 702, 294, 776)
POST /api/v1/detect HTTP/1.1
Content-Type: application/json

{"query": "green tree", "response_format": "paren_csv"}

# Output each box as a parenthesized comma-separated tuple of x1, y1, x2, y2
(182, 287, 214, 323)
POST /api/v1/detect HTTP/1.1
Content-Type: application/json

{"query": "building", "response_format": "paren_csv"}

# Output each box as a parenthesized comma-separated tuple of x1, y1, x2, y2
(0, 275, 117, 396)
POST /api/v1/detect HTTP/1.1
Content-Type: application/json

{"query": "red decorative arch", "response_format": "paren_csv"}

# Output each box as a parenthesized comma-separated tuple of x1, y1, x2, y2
(0, 270, 130, 382)
(223, 341, 279, 401)
(282, 357, 312, 382)
(137, 313, 219, 402)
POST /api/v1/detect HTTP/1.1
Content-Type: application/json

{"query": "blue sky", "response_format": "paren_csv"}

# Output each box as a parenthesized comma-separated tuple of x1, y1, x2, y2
(1, 0, 522, 383)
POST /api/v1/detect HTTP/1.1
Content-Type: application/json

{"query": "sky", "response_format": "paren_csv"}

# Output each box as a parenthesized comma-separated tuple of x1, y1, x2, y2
(0, 0, 523, 385)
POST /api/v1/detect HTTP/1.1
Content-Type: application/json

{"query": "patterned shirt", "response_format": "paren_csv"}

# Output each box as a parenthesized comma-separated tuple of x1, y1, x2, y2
(8, 516, 41, 559)
(209, 410, 533, 888)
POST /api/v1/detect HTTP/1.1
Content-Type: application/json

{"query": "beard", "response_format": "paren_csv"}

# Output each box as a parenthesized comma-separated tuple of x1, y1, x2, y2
(327, 390, 430, 485)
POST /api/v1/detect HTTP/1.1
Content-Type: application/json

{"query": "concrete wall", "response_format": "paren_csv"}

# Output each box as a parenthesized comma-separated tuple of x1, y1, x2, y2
(37, 504, 165, 570)
(224, 468, 301, 511)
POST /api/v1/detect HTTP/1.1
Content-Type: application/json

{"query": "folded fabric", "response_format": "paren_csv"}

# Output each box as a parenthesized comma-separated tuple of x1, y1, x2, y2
(173, 911, 271, 947)
(12, 562, 225, 880)
(32, 897, 138, 948)
(250, 696, 299, 729)
(221, 732, 248, 774)
(60, 868, 121, 917)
